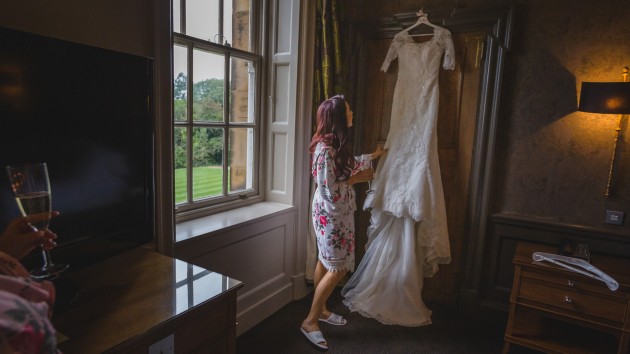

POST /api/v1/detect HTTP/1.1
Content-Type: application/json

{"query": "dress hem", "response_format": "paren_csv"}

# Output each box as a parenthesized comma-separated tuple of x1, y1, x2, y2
(343, 299, 433, 327)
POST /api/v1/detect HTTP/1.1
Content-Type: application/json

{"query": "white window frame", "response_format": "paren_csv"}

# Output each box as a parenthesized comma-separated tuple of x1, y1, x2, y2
(161, 0, 308, 247)
(264, 0, 300, 206)
(172, 1, 266, 222)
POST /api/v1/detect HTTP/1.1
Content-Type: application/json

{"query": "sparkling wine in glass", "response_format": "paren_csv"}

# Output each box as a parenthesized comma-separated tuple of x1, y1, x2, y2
(366, 160, 375, 195)
(6, 162, 69, 279)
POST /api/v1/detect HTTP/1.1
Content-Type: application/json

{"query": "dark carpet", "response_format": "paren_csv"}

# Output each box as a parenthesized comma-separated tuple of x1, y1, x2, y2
(236, 287, 539, 353)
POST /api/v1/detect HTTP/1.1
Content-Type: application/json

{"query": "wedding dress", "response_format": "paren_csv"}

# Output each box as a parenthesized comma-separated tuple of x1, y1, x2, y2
(342, 26, 455, 327)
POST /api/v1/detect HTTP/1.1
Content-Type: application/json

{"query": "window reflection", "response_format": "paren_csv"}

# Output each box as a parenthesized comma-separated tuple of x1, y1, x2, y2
(174, 259, 235, 314)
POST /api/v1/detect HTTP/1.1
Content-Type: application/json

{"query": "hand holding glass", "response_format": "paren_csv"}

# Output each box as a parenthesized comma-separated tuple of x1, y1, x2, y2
(6, 163, 68, 279)
(366, 143, 384, 195)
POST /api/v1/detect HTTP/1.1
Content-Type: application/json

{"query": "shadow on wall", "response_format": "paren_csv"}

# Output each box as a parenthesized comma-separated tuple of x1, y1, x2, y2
(513, 41, 578, 129)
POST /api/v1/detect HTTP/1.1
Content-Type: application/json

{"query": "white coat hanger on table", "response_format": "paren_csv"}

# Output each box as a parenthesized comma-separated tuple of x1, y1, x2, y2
(532, 252, 619, 291)
(399, 9, 440, 37)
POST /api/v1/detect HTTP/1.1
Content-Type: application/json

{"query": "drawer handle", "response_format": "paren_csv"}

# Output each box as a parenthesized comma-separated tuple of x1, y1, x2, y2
(567, 280, 575, 287)
(564, 296, 572, 304)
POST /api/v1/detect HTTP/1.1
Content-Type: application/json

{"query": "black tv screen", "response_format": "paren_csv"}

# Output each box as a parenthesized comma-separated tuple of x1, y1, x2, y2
(0, 27, 155, 268)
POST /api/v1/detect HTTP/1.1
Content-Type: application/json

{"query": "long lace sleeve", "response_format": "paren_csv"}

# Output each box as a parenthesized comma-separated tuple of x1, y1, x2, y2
(381, 34, 405, 72)
(437, 28, 456, 70)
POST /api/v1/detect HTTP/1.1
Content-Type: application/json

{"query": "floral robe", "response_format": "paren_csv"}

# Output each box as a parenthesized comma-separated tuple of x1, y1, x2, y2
(0, 252, 59, 353)
(311, 142, 372, 272)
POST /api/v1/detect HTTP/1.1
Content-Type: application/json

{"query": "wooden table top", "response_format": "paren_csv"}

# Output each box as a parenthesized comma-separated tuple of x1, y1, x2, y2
(52, 246, 242, 353)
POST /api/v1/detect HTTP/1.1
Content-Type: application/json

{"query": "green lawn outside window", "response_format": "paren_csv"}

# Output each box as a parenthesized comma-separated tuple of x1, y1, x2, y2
(174, 166, 227, 203)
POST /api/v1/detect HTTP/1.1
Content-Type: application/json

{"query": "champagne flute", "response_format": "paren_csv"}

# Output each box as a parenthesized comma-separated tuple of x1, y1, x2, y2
(366, 143, 384, 195)
(6, 162, 69, 279)
(366, 160, 375, 195)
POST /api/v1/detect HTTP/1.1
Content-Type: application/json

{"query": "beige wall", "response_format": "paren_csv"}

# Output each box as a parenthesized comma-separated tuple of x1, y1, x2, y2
(0, 0, 153, 57)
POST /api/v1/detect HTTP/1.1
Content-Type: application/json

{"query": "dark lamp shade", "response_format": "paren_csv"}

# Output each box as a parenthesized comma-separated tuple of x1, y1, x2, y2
(578, 82, 630, 114)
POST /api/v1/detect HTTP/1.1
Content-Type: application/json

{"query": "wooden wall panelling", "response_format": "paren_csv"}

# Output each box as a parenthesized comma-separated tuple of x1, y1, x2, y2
(424, 31, 487, 304)
(353, 37, 396, 263)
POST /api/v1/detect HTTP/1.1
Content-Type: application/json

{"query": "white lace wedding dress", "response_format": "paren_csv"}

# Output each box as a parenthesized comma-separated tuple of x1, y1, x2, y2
(342, 27, 455, 327)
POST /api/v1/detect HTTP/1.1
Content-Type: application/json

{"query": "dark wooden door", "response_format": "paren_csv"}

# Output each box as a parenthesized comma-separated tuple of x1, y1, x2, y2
(354, 31, 486, 305)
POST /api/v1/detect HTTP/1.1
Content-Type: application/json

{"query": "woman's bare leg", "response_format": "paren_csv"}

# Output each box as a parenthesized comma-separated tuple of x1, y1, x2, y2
(302, 265, 348, 334)
(312, 260, 333, 319)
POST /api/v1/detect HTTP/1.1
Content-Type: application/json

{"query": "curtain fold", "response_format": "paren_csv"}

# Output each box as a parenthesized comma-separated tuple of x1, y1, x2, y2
(307, 0, 346, 282)
(313, 0, 346, 121)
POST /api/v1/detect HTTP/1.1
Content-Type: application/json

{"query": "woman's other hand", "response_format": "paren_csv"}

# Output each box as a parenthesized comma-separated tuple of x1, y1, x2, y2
(371, 143, 386, 159)
(0, 211, 59, 260)
(348, 168, 374, 186)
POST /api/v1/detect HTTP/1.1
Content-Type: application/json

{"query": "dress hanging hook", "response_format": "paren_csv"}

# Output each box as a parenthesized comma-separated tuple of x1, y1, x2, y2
(415, 8, 430, 25)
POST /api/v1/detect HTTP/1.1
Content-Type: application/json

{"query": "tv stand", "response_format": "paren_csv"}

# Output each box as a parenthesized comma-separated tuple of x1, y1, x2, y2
(52, 246, 243, 353)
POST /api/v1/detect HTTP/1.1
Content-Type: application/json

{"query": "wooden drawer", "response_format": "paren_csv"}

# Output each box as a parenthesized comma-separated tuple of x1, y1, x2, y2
(518, 275, 627, 323)
(505, 242, 630, 354)
(522, 267, 626, 299)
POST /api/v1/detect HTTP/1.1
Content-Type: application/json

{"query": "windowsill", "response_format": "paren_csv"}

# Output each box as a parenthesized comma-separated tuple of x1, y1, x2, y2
(175, 201, 295, 242)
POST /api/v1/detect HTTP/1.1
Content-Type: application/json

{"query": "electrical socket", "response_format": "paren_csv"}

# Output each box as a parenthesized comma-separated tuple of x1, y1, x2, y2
(605, 210, 624, 225)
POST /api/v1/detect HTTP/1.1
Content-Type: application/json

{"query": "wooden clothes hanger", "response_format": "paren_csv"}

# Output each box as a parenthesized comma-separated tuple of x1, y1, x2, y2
(400, 9, 439, 37)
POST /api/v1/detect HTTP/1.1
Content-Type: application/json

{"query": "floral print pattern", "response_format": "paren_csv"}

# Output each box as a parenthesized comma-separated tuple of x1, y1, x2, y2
(311, 143, 371, 272)
(0, 252, 59, 353)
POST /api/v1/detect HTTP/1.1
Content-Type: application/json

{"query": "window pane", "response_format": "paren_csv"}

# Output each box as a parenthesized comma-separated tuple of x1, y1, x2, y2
(193, 49, 224, 122)
(192, 127, 224, 200)
(228, 127, 253, 193)
(174, 127, 188, 204)
(173, 0, 181, 33)
(229, 0, 251, 51)
(223, 0, 233, 46)
(174, 44, 188, 122)
(186, 0, 218, 41)
(172, 0, 260, 213)
(229, 57, 254, 123)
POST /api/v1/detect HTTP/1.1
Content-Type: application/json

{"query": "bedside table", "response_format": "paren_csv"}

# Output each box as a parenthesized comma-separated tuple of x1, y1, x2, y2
(503, 242, 630, 354)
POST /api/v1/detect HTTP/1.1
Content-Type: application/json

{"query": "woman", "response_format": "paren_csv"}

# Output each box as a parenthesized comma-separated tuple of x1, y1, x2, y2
(300, 95, 384, 350)
(0, 212, 61, 353)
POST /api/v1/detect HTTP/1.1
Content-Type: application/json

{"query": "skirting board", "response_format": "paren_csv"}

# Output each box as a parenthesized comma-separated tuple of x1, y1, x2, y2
(236, 280, 294, 336)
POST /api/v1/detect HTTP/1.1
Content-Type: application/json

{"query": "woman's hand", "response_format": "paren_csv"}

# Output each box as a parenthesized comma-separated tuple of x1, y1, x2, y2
(0, 211, 59, 260)
(348, 168, 374, 186)
(371, 143, 386, 159)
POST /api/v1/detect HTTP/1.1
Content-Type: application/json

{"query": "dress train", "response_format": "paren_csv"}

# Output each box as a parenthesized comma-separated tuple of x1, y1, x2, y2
(342, 208, 432, 327)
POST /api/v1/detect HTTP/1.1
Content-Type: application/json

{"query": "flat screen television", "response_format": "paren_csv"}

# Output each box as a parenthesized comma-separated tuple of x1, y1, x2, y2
(0, 26, 155, 270)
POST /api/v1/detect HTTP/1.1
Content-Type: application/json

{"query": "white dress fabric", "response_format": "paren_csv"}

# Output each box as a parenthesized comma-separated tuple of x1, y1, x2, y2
(342, 27, 454, 326)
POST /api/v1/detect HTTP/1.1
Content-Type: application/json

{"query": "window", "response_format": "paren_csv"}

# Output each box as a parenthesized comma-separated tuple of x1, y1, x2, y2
(173, 0, 262, 218)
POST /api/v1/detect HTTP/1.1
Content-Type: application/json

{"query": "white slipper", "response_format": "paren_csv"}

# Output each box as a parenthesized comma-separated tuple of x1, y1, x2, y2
(319, 312, 347, 326)
(300, 327, 328, 350)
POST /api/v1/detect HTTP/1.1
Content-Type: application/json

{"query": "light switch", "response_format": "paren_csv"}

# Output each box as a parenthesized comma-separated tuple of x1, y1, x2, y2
(605, 210, 624, 225)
